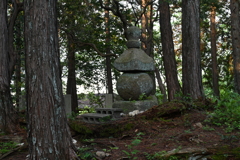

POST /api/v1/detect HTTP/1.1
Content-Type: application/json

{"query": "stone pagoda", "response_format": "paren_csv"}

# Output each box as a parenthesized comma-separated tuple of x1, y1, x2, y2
(112, 26, 158, 113)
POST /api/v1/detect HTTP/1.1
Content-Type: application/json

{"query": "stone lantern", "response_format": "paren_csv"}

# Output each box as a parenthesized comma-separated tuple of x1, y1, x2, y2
(112, 26, 158, 113)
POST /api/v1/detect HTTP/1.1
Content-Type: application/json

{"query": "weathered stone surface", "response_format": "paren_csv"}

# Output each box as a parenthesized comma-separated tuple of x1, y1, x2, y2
(126, 26, 141, 48)
(81, 113, 112, 124)
(116, 73, 154, 100)
(95, 108, 123, 118)
(113, 48, 155, 71)
(112, 97, 158, 113)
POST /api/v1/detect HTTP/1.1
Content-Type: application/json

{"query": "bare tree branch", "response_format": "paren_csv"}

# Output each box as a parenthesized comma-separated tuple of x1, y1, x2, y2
(62, 29, 117, 58)
(99, 0, 156, 38)
(99, 0, 128, 38)
(79, 43, 117, 58)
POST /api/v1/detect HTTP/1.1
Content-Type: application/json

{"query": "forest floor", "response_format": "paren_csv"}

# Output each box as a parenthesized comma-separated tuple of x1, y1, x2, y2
(1, 99, 240, 160)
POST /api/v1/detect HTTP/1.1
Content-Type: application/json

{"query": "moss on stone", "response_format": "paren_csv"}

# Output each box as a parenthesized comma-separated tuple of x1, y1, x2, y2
(99, 122, 134, 137)
(68, 120, 93, 136)
(209, 145, 240, 159)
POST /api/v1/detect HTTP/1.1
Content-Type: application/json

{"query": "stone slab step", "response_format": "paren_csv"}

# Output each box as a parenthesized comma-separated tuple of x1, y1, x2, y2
(81, 113, 112, 124)
(95, 108, 123, 118)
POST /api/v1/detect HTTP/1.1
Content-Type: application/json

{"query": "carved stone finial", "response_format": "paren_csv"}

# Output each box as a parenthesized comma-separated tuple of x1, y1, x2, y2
(126, 26, 141, 48)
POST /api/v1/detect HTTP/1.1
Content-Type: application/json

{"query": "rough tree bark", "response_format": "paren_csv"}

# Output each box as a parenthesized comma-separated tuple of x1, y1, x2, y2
(210, 6, 220, 97)
(141, 0, 148, 53)
(159, 0, 181, 101)
(141, 0, 154, 57)
(0, 0, 18, 133)
(24, 0, 77, 159)
(230, 0, 240, 94)
(66, 34, 78, 114)
(182, 0, 204, 100)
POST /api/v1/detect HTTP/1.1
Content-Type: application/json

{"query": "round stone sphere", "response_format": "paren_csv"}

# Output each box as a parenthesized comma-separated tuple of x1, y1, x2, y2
(116, 73, 154, 101)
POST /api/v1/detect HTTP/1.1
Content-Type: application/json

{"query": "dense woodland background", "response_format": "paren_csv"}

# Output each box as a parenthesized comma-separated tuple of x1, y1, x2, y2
(1, 0, 240, 159)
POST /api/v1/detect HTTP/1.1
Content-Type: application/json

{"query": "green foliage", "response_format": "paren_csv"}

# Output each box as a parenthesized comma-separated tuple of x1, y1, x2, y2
(99, 115, 112, 122)
(200, 0, 233, 92)
(202, 125, 215, 131)
(58, 0, 125, 91)
(67, 112, 79, 120)
(218, 133, 239, 142)
(0, 132, 6, 136)
(174, 92, 197, 109)
(144, 151, 179, 160)
(78, 92, 104, 115)
(78, 106, 96, 115)
(144, 146, 183, 159)
(122, 132, 144, 159)
(102, 146, 119, 153)
(77, 93, 85, 100)
(155, 89, 165, 104)
(122, 150, 139, 160)
(206, 89, 240, 132)
(87, 92, 104, 108)
(138, 93, 147, 100)
(184, 129, 192, 133)
(0, 141, 18, 154)
(77, 147, 96, 160)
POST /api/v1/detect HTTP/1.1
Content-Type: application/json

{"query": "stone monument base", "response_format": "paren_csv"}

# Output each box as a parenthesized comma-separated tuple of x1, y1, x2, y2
(112, 96, 158, 114)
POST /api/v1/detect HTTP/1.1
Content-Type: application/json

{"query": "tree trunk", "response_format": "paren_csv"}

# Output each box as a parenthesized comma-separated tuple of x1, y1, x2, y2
(106, 56, 113, 94)
(230, 0, 240, 94)
(15, 45, 21, 111)
(6, 0, 23, 112)
(141, 0, 147, 53)
(14, 12, 24, 111)
(182, 0, 204, 100)
(24, 0, 77, 159)
(141, 0, 154, 57)
(105, 0, 113, 95)
(210, 6, 220, 97)
(66, 35, 78, 114)
(0, 0, 18, 134)
(155, 68, 168, 103)
(159, 0, 181, 101)
(141, 0, 156, 95)
(8, 0, 23, 76)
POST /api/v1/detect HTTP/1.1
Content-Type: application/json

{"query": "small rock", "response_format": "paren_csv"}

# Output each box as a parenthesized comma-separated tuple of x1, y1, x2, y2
(96, 151, 106, 158)
(120, 113, 126, 117)
(188, 155, 207, 160)
(193, 122, 203, 128)
(133, 110, 139, 115)
(129, 110, 140, 116)
(72, 138, 77, 144)
(129, 112, 134, 116)
(17, 143, 24, 146)
(105, 153, 111, 157)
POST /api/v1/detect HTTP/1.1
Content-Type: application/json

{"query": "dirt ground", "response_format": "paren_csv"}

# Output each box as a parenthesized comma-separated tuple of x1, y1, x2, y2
(1, 100, 240, 160)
